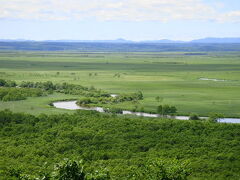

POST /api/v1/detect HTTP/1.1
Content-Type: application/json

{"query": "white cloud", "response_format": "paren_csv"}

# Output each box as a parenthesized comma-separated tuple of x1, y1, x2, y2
(217, 11, 240, 23)
(0, 0, 239, 23)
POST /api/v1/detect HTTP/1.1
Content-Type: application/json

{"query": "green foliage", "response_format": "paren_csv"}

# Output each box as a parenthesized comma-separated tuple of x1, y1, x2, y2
(20, 81, 55, 91)
(5, 80, 17, 87)
(77, 94, 142, 107)
(136, 91, 143, 100)
(0, 110, 239, 179)
(85, 170, 110, 180)
(0, 79, 6, 86)
(77, 97, 95, 106)
(0, 87, 43, 101)
(19, 81, 108, 98)
(0, 79, 17, 87)
(5, 159, 110, 180)
(76, 90, 144, 109)
(208, 113, 225, 123)
(52, 159, 85, 180)
(105, 107, 123, 114)
(19, 81, 144, 104)
(130, 159, 190, 180)
(117, 92, 143, 102)
(157, 105, 177, 116)
(189, 113, 200, 120)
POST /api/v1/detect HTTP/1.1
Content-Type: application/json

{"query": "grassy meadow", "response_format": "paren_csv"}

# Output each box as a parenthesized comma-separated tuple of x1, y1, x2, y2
(0, 51, 240, 116)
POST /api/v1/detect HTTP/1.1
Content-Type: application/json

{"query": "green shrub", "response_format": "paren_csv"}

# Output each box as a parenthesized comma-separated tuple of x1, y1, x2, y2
(0, 87, 43, 101)
(189, 113, 200, 120)
(52, 159, 85, 180)
(157, 105, 177, 116)
(208, 113, 225, 123)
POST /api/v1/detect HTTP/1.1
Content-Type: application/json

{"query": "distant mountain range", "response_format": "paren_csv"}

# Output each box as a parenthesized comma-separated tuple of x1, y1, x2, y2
(0, 37, 240, 43)
(190, 37, 240, 43)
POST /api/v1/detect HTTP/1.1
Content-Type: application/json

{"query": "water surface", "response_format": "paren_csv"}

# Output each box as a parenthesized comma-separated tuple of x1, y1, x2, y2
(53, 101, 240, 124)
(199, 78, 226, 82)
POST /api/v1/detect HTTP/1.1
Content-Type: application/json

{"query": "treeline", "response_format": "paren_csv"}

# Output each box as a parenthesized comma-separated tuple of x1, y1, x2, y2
(0, 79, 17, 87)
(2, 79, 109, 97)
(0, 87, 43, 101)
(0, 79, 144, 104)
(20, 81, 143, 102)
(77, 91, 143, 106)
(157, 105, 177, 116)
(19, 81, 99, 96)
(0, 110, 239, 179)
(0, 79, 45, 101)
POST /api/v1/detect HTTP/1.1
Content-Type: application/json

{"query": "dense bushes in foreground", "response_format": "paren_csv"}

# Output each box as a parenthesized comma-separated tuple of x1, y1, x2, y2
(6, 158, 190, 180)
(0, 110, 239, 179)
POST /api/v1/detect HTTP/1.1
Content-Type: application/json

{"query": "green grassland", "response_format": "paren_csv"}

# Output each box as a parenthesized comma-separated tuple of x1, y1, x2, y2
(0, 51, 240, 116)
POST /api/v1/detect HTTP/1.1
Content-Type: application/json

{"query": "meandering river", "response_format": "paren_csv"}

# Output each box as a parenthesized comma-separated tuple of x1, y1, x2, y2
(53, 101, 240, 124)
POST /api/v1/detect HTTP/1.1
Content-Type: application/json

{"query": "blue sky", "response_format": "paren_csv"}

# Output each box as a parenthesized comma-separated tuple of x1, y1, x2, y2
(0, 0, 240, 41)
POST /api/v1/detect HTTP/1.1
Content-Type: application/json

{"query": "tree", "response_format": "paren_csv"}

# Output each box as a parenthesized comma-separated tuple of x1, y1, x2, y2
(4, 80, 16, 87)
(0, 79, 6, 86)
(52, 159, 85, 180)
(136, 91, 143, 100)
(43, 81, 55, 91)
(208, 113, 224, 123)
(157, 105, 177, 116)
(140, 106, 145, 112)
(157, 105, 163, 115)
(169, 106, 177, 115)
(189, 113, 200, 120)
(162, 105, 170, 115)
(52, 159, 110, 180)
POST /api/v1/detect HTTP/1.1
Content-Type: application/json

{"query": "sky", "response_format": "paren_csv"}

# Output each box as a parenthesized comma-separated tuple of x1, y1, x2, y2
(0, 0, 240, 41)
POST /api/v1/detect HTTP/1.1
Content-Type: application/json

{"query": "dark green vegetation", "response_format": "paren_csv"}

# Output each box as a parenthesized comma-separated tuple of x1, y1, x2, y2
(19, 80, 142, 102)
(5, 158, 190, 180)
(157, 105, 177, 116)
(0, 110, 239, 179)
(0, 79, 178, 116)
(19, 80, 109, 97)
(189, 113, 200, 120)
(76, 91, 143, 108)
(0, 87, 43, 101)
(0, 79, 17, 87)
(1, 79, 147, 113)
(0, 79, 44, 101)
